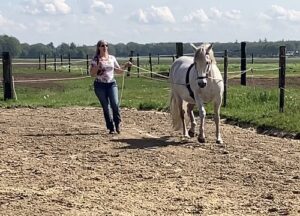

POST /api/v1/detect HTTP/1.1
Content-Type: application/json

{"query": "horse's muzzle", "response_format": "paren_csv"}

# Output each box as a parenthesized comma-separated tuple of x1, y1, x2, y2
(198, 80, 207, 88)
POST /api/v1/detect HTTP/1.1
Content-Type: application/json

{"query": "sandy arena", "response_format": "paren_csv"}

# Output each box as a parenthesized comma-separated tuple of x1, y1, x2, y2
(0, 107, 299, 215)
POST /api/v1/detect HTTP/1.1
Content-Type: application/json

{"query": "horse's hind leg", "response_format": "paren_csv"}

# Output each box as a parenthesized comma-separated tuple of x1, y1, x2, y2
(179, 101, 190, 137)
(187, 103, 196, 137)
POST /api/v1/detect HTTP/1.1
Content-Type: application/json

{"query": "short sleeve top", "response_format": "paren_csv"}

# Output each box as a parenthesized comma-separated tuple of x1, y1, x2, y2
(91, 55, 120, 83)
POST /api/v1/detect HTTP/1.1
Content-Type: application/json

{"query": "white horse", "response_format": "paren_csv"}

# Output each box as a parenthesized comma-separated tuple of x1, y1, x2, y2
(169, 43, 224, 144)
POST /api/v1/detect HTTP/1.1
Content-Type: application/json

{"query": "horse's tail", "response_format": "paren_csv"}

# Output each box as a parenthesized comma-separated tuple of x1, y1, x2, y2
(170, 91, 184, 130)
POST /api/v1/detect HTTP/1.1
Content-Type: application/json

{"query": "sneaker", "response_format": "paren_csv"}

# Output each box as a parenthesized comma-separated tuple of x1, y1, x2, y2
(116, 126, 120, 134)
(109, 129, 115, 134)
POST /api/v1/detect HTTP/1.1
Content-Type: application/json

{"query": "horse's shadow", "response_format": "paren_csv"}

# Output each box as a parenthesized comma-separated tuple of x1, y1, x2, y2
(112, 136, 193, 149)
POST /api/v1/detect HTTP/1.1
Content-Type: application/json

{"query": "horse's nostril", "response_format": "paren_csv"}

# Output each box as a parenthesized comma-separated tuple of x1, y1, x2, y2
(198, 82, 207, 88)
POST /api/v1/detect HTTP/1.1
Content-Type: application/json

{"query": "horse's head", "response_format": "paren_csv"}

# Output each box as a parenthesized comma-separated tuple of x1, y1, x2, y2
(191, 43, 214, 88)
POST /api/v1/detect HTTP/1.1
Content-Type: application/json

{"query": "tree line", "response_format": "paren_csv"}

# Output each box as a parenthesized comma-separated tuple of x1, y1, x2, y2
(1, 34, 300, 59)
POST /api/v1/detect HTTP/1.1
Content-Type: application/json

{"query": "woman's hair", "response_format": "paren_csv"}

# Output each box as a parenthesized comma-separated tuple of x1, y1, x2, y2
(95, 40, 107, 56)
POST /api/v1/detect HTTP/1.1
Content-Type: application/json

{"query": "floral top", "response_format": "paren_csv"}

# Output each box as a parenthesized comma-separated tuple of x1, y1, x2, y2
(91, 55, 120, 83)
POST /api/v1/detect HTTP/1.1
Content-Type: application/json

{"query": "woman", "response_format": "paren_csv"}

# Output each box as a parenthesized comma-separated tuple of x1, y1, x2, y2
(90, 40, 131, 134)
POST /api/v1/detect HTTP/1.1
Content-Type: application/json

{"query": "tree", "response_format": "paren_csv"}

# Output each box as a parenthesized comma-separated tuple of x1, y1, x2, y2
(0, 35, 21, 57)
(28, 43, 52, 58)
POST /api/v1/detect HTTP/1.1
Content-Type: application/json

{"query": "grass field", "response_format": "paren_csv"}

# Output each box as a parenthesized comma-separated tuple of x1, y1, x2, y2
(0, 57, 299, 137)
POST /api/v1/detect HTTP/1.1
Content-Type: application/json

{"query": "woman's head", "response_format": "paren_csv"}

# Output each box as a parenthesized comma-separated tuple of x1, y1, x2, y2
(96, 40, 109, 56)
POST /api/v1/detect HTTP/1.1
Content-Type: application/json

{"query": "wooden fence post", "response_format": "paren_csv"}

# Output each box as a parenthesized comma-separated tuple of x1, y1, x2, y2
(279, 46, 286, 113)
(54, 54, 57, 71)
(157, 54, 160, 65)
(149, 53, 152, 77)
(68, 53, 71, 72)
(241, 42, 246, 85)
(86, 54, 89, 75)
(137, 53, 140, 78)
(2, 52, 14, 100)
(38, 54, 41, 70)
(223, 49, 228, 107)
(44, 54, 47, 70)
(176, 42, 183, 58)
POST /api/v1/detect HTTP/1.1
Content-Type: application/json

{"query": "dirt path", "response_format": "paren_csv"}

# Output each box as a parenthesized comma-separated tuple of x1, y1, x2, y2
(0, 107, 299, 215)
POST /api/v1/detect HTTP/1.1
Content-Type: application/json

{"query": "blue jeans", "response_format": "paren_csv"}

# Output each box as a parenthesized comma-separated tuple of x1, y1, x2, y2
(94, 80, 121, 131)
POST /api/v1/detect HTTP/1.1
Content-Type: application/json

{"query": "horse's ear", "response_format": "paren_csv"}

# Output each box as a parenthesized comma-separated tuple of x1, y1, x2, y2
(206, 43, 214, 54)
(190, 43, 198, 51)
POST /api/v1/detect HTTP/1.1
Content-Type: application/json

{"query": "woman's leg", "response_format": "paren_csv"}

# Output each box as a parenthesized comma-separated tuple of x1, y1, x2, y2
(108, 82, 121, 133)
(94, 82, 114, 132)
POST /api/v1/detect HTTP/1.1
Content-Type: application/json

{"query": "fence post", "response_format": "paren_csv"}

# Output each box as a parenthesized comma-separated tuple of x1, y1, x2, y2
(2, 52, 14, 100)
(157, 53, 160, 65)
(279, 46, 286, 113)
(54, 54, 57, 71)
(149, 53, 152, 77)
(176, 42, 183, 58)
(38, 54, 41, 70)
(68, 53, 71, 72)
(127, 50, 133, 77)
(241, 42, 246, 85)
(137, 53, 140, 78)
(86, 54, 89, 75)
(223, 50, 228, 107)
(60, 55, 63, 67)
(44, 54, 47, 70)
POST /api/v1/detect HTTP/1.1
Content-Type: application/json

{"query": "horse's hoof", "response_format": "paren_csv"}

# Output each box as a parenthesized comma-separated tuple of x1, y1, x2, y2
(216, 140, 223, 144)
(188, 130, 196, 137)
(197, 137, 205, 143)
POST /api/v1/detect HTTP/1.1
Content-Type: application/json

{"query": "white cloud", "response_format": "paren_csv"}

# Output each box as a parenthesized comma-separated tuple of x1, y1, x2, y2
(224, 10, 241, 20)
(129, 6, 175, 24)
(91, 0, 113, 14)
(183, 9, 209, 23)
(22, 0, 71, 15)
(270, 5, 300, 22)
(210, 7, 222, 18)
(0, 14, 27, 30)
(183, 8, 241, 24)
(258, 13, 272, 21)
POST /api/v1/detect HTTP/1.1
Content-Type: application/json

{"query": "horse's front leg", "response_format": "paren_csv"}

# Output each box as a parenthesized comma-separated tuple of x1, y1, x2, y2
(187, 103, 196, 137)
(195, 97, 206, 143)
(214, 101, 223, 144)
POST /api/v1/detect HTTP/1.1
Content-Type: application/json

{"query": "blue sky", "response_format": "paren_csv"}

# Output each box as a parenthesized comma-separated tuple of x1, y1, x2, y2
(1, 0, 300, 46)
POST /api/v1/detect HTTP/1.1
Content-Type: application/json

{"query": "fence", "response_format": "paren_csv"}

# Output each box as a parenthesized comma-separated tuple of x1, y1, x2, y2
(1, 42, 289, 112)
(121, 42, 287, 112)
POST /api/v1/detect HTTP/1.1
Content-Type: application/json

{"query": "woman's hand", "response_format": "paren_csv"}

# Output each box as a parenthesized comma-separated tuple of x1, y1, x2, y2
(124, 61, 132, 68)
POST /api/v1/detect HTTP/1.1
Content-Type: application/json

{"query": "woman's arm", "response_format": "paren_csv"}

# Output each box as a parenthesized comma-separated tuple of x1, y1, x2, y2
(90, 60, 99, 77)
(115, 61, 132, 74)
